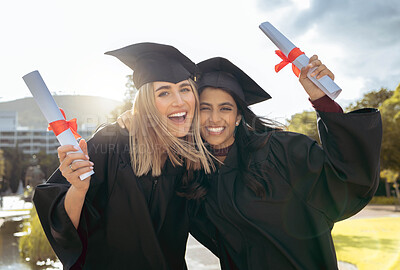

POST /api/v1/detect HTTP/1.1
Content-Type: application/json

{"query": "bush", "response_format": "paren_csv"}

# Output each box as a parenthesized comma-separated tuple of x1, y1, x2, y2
(19, 207, 58, 264)
(369, 196, 399, 205)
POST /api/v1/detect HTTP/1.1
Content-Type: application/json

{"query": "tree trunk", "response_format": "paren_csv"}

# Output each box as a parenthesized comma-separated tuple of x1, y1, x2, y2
(393, 182, 400, 211)
(385, 179, 391, 197)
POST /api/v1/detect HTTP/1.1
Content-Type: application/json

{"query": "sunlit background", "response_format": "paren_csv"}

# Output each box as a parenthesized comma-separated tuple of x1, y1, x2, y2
(1, 1, 400, 269)
(1, 0, 399, 121)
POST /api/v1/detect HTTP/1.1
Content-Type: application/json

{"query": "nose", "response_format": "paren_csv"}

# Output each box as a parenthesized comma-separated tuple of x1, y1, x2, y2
(210, 110, 221, 123)
(172, 92, 185, 106)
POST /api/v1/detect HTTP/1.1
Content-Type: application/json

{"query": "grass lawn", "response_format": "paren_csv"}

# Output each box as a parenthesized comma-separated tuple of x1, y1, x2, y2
(332, 217, 400, 270)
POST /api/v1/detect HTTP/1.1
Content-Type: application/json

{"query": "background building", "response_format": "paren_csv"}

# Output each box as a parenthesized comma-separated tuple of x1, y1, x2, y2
(0, 111, 95, 155)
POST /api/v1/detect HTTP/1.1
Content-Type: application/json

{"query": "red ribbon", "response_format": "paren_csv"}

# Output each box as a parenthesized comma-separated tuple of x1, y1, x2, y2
(48, 108, 81, 139)
(274, 47, 305, 77)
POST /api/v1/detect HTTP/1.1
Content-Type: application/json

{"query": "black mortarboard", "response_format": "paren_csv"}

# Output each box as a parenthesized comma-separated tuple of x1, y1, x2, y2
(105, 42, 198, 89)
(197, 57, 271, 105)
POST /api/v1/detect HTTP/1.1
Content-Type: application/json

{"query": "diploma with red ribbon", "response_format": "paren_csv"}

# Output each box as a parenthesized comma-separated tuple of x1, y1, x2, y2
(22, 70, 94, 180)
(47, 108, 81, 139)
(259, 21, 341, 99)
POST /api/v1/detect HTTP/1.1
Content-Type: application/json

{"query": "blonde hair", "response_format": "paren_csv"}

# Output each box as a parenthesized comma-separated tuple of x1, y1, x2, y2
(129, 79, 214, 177)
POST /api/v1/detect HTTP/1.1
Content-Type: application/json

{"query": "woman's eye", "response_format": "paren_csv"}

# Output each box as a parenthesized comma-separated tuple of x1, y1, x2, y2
(200, 107, 210, 111)
(181, 88, 191, 93)
(221, 107, 232, 111)
(158, 91, 169, 97)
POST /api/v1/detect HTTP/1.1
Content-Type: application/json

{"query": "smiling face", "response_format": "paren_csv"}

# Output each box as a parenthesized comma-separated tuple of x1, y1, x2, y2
(200, 87, 241, 149)
(154, 80, 196, 138)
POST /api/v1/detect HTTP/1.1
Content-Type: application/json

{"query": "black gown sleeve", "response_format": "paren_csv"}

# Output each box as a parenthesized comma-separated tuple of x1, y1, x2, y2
(188, 201, 220, 258)
(269, 108, 382, 222)
(33, 124, 120, 269)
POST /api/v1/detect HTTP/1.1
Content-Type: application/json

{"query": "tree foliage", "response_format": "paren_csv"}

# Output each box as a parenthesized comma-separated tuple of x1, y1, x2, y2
(286, 84, 400, 198)
(19, 207, 57, 264)
(380, 169, 399, 184)
(0, 149, 7, 192)
(345, 87, 394, 112)
(35, 151, 59, 179)
(287, 110, 320, 144)
(0, 148, 59, 193)
(1, 146, 30, 193)
(380, 169, 400, 202)
(379, 83, 400, 172)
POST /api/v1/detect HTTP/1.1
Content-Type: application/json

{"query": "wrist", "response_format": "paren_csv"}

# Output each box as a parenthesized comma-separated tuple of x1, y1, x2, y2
(69, 185, 89, 197)
(308, 92, 326, 101)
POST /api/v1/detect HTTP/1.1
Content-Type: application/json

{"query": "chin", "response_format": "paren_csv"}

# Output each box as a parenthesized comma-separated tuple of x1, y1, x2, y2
(171, 127, 191, 138)
(205, 137, 223, 147)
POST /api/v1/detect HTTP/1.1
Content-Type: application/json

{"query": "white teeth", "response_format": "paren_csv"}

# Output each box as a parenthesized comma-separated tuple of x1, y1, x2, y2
(207, 127, 224, 133)
(168, 112, 186, 117)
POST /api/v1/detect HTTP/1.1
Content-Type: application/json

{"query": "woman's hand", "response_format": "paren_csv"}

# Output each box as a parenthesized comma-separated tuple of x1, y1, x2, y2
(60, 139, 93, 229)
(117, 110, 133, 129)
(299, 55, 335, 101)
(58, 139, 93, 194)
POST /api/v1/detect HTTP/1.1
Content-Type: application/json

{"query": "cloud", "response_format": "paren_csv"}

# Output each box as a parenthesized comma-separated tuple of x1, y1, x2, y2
(257, 0, 292, 9)
(258, 0, 400, 92)
(292, 0, 400, 47)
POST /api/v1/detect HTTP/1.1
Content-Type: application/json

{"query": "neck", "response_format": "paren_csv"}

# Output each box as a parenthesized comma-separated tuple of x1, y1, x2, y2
(209, 143, 234, 158)
(216, 155, 227, 163)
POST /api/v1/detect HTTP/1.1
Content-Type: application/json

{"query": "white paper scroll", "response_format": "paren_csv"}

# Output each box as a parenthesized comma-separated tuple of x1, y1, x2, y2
(259, 21, 342, 99)
(22, 70, 94, 180)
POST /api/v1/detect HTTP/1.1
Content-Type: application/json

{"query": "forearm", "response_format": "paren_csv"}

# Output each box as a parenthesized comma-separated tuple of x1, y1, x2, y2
(308, 88, 326, 101)
(64, 185, 88, 229)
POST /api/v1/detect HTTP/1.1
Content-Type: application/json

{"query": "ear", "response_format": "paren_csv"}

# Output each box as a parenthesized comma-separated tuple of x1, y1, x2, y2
(235, 114, 242, 126)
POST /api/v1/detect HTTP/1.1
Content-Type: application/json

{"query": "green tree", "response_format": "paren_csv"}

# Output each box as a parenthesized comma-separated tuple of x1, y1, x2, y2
(110, 75, 138, 121)
(380, 169, 400, 204)
(0, 149, 6, 192)
(35, 151, 59, 179)
(346, 87, 394, 112)
(287, 110, 320, 144)
(344, 85, 398, 197)
(285, 88, 394, 144)
(0, 149, 4, 177)
(2, 146, 30, 193)
(19, 207, 57, 265)
(287, 87, 396, 144)
(379, 83, 400, 172)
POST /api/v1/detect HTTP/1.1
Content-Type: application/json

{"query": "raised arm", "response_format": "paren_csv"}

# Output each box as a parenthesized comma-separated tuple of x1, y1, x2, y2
(58, 139, 93, 228)
(298, 55, 334, 101)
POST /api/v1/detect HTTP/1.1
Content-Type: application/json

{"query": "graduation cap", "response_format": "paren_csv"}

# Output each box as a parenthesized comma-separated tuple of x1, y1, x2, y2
(105, 42, 198, 89)
(197, 57, 271, 105)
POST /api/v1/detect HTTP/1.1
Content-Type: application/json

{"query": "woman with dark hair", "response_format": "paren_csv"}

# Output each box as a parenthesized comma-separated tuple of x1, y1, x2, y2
(187, 56, 382, 269)
(33, 42, 214, 270)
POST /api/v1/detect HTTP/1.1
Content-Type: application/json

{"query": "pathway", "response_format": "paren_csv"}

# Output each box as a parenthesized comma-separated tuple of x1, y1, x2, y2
(1, 195, 399, 270)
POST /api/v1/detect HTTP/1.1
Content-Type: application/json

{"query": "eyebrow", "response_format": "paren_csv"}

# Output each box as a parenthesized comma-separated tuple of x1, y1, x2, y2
(155, 82, 191, 92)
(155, 85, 171, 92)
(178, 82, 191, 88)
(200, 102, 235, 107)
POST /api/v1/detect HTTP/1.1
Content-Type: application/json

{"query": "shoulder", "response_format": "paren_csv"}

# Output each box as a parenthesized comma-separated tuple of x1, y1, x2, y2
(269, 130, 315, 147)
(249, 130, 318, 165)
(270, 130, 320, 157)
(85, 123, 130, 162)
(87, 122, 129, 146)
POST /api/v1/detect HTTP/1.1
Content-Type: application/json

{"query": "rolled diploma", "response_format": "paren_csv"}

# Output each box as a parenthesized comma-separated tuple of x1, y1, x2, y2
(22, 70, 94, 180)
(259, 21, 341, 99)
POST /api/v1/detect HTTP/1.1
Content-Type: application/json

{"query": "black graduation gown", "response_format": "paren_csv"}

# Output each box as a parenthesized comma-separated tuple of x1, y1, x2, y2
(33, 123, 189, 270)
(189, 108, 382, 270)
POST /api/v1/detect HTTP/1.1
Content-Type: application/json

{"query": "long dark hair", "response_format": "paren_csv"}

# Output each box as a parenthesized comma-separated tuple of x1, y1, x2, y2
(178, 89, 283, 200)
(230, 91, 283, 198)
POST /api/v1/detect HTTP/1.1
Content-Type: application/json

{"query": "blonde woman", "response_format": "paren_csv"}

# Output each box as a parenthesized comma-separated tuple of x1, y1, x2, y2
(33, 43, 213, 270)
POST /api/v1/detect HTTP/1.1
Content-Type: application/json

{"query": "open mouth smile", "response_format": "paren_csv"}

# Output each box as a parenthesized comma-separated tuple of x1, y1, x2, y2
(205, 126, 225, 135)
(168, 111, 187, 123)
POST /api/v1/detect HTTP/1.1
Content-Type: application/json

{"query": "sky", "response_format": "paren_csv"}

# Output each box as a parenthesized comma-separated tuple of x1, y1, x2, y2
(1, 0, 399, 122)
